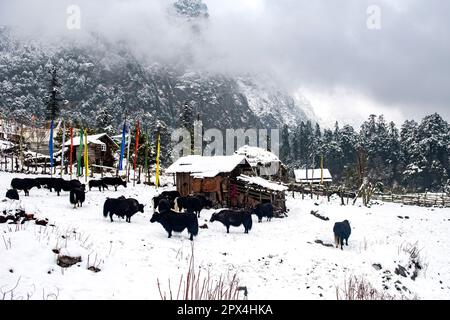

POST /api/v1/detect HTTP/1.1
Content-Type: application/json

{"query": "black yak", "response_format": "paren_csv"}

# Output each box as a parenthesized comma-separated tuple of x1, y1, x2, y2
(194, 194, 213, 209)
(50, 178, 78, 196)
(11, 178, 41, 196)
(150, 210, 199, 241)
(35, 178, 82, 196)
(49, 178, 65, 195)
(176, 196, 204, 217)
(152, 190, 181, 211)
(101, 177, 127, 191)
(70, 187, 86, 209)
(69, 180, 85, 191)
(252, 203, 274, 223)
(88, 179, 109, 192)
(210, 210, 253, 234)
(35, 177, 54, 191)
(6, 189, 19, 200)
(333, 220, 351, 250)
(157, 199, 173, 214)
(103, 197, 144, 223)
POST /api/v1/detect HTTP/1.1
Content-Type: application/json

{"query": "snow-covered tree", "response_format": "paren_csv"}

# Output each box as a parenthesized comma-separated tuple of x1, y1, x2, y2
(45, 67, 64, 121)
(95, 106, 114, 135)
(173, 0, 209, 19)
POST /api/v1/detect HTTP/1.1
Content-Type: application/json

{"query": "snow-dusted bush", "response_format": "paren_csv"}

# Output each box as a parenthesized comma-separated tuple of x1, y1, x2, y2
(336, 276, 394, 300)
(157, 243, 245, 300)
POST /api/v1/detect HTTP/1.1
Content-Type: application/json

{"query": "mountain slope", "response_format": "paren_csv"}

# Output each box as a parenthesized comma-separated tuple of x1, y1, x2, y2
(0, 28, 315, 132)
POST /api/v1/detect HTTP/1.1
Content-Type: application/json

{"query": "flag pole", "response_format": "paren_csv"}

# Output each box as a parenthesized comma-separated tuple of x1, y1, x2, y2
(320, 154, 324, 185)
(144, 127, 149, 185)
(155, 129, 161, 188)
(84, 128, 88, 183)
(133, 121, 140, 187)
(60, 120, 65, 177)
(77, 128, 83, 179)
(126, 122, 131, 183)
(69, 126, 73, 180)
(118, 117, 127, 176)
(49, 120, 54, 178)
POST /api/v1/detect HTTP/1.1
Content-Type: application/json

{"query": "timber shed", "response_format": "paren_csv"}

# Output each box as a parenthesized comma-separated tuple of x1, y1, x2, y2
(167, 155, 287, 212)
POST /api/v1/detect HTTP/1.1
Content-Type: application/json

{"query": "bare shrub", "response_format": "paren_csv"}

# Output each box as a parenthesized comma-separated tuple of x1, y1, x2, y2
(157, 243, 245, 300)
(398, 241, 428, 278)
(1, 277, 60, 300)
(336, 276, 394, 300)
(87, 253, 103, 273)
(1, 277, 22, 300)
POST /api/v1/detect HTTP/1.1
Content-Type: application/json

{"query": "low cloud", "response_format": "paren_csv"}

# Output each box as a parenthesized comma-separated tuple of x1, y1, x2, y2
(1, 0, 448, 125)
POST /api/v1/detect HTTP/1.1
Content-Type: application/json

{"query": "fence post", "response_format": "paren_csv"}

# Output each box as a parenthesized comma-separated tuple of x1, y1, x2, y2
(138, 165, 141, 184)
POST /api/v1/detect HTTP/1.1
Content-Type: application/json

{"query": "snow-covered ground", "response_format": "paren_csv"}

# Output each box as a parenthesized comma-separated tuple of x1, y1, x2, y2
(1, 171, 449, 300)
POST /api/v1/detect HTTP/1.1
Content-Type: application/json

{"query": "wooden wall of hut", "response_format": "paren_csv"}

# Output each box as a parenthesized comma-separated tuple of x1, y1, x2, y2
(70, 145, 115, 170)
(176, 173, 193, 196)
(176, 174, 227, 202)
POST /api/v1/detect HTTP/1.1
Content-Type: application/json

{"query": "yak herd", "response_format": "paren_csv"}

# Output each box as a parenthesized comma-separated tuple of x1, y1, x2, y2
(148, 191, 272, 240)
(5, 176, 351, 248)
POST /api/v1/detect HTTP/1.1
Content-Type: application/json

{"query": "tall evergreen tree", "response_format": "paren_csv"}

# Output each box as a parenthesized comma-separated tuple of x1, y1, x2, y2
(415, 113, 449, 190)
(96, 106, 114, 135)
(45, 67, 63, 121)
(280, 125, 292, 165)
(386, 121, 401, 188)
(400, 119, 421, 190)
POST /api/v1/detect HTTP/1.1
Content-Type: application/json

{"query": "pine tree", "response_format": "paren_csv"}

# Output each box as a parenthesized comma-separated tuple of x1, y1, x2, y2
(280, 125, 292, 164)
(386, 121, 401, 188)
(45, 67, 64, 121)
(96, 106, 114, 135)
(400, 119, 421, 190)
(415, 113, 449, 191)
(303, 120, 315, 168)
(292, 122, 303, 167)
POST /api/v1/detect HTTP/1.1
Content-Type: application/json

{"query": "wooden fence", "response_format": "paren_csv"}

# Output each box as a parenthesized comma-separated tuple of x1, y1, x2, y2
(372, 193, 450, 208)
(288, 183, 450, 208)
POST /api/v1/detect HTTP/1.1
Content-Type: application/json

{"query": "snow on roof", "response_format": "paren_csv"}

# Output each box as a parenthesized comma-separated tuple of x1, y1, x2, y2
(235, 145, 281, 167)
(294, 169, 332, 183)
(23, 150, 50, 159)
(237, 174, 288, 192)
(71, 133, 118, 148)
(111, 133, 130, 140)
(167, 155, 249, 178)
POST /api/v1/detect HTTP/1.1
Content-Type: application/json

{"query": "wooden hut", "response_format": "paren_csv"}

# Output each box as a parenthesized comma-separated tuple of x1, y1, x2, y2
(167, 155, 287, 212)
(166, 155, 253, 205)
(70, 133, 119, 171)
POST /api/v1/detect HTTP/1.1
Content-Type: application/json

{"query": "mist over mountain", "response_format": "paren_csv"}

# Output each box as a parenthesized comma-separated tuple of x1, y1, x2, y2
(0, 0, 315, 132)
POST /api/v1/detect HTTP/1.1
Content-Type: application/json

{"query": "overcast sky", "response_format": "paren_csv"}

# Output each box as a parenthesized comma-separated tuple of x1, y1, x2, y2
(0, 0, 449, 127)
